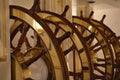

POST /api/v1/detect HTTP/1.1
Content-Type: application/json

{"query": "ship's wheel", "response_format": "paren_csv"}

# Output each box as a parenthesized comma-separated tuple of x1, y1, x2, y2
(34, 5, 92, 80)
(89, 14, 120, 80)
(10, 6, 69, 80)
(72, 11, 114, 80)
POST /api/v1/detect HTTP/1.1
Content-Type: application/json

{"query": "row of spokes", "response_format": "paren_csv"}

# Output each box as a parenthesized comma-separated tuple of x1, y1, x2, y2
(10, 2, 120, 80)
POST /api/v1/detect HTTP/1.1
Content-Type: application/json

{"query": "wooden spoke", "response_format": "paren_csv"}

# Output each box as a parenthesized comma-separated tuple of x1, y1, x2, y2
(57, 32, 71, 44)
(94, 63, 106, 67)
(19, 27, 32, 50)
(64, 45, 75, 55)
(13, 23, 30, 56)
(94, 67, 105, 75)
(83, 33, 95, 42)
(24, 37, 32, 49)
(87, 34, 95, 46)
(89, 41, 103, 50)
(93, 46, 103, 53)
(93, 74, 105, 79)
(54, 26, 60, 36)
(61, 5, 69, 17)
(81, 26, 86, 35)
(97, 58, 105, 62)
(21, 49, 46, 68)
(78, 48, 84, 54)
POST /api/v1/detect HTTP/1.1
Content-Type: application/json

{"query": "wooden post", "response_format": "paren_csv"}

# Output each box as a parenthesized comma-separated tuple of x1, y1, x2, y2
(0, 0, 11, 80)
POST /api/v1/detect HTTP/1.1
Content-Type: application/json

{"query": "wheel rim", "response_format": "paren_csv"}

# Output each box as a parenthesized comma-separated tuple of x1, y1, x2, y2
(72, 14, 114, 80)
(10, 6, 69, 80)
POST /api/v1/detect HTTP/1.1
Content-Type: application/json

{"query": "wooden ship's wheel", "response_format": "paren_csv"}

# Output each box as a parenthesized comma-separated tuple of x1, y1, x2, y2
(10, 6, 69, 80)
(89, 13, 120, 80)
(72, 11, 114, 80)
(33, 1, 97, 79)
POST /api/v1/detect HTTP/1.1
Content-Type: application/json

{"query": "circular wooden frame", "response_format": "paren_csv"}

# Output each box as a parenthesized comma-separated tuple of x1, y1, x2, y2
(72, 15, 114, 80)
(10, 5, 69, 80)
